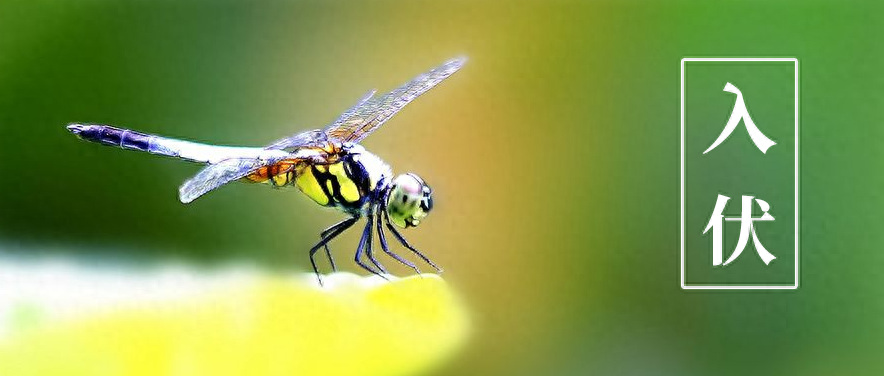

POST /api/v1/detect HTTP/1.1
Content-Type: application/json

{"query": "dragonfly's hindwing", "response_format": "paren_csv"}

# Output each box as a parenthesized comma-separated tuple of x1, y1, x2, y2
(179, 155, 286, 203)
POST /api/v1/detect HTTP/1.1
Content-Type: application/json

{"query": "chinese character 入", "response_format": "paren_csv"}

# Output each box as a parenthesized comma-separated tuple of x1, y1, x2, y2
(704, 82, 776, 154)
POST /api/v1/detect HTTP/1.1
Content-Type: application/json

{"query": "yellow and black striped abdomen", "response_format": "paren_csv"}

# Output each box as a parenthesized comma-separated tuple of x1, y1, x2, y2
(243, 154, 373, 210)
(295, 156, 372, 209)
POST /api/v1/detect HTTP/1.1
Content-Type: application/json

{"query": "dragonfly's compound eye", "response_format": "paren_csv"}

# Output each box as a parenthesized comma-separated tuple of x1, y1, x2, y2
(387, 173, 433, 228)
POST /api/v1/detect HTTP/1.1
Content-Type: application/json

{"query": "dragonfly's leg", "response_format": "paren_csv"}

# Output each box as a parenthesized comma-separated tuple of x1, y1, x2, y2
(383, 209, 443, 273)
(320, 219, 354, 271)
(354, 216, 386, 279)
(364, 214, 389, 275)
(376, 204, 420, 274)
(310, 216, 358, 286)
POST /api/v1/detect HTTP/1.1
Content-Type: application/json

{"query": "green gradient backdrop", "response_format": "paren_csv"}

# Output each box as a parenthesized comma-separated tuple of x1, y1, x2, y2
(1, 0, 882, 374)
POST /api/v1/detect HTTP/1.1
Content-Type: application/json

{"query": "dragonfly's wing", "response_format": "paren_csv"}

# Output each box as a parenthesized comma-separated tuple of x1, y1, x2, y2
(323, 57, 466, 144)
(264, 57, 465, 150)
(264, 129, 326, 151)
(264, 90, 376, 151)
(179, 156, 284, 204)
(326, 89, 377, 133)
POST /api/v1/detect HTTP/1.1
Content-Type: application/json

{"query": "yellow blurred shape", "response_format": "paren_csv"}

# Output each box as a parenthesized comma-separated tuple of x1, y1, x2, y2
(0, 273, 468, 376)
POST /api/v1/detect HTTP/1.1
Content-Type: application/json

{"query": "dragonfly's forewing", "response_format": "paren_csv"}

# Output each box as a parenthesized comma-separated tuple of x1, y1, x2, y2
(264, 90, 376, 151)
(323, 57, 466, 144)
(325, 89, 377, 134)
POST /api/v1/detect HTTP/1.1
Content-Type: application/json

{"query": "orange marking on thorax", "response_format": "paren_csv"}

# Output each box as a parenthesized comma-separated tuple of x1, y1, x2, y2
(242, 143, 343, 185)
(244, 159, 300, 184)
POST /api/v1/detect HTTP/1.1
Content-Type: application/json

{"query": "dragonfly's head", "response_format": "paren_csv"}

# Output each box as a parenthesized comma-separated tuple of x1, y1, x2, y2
(386, 173, 433, 228)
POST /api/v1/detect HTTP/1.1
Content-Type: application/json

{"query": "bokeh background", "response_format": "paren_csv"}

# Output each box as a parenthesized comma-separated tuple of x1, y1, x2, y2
(1, 0, 883, 374)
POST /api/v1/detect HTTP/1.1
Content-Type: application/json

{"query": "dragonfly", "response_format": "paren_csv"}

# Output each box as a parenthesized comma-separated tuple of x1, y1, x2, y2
(67, 57, 466, 285)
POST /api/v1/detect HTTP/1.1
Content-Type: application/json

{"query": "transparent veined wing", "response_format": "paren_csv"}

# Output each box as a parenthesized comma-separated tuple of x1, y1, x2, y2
(323, 57, 466, 144)
(179, 156, 285, 204)
(264, 129, 327, 151)
(264, 57, 465, 151)
(326, 89, 377, 135)
(264, 90, 376, 151)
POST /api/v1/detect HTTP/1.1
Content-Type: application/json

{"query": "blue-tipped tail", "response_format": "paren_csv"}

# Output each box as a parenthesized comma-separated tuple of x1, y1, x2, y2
(66, 123, 276, 164)
(66, 123, 152, 150)
(66, 123, 89, 135)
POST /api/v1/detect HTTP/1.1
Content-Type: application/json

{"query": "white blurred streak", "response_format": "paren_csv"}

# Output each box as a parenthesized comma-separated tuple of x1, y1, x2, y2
(0, 253, 263, 337)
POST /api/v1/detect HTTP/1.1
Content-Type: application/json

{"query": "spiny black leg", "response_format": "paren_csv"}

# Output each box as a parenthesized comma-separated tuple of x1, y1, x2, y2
(383, 209, 443, 273)
(310, 216, 358, 286)
(364, 214, 389, 275)
(376, 206, 421, 274)
(354, 216, 385, 278)
(323, 245, 336, 271)
(319, 216, 366, 270)
(320, 220, 351, 271)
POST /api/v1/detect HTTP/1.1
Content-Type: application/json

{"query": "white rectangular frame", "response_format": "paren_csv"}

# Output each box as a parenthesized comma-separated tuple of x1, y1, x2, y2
(680, 57, 799, 290)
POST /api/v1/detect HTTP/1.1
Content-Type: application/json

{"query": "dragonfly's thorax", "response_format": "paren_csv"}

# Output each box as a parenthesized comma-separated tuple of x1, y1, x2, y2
(294, 145, 392, 214)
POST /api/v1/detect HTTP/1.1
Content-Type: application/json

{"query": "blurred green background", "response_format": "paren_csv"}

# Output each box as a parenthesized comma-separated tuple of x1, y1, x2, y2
(1, 0, 882, 374)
